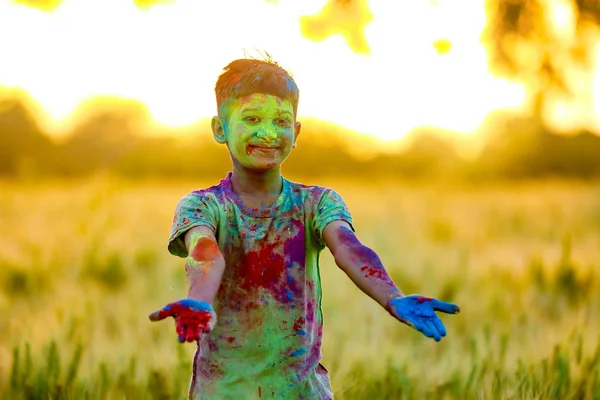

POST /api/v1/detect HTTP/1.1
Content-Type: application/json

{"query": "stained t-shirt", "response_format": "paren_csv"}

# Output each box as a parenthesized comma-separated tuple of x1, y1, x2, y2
(168, 172, 353, 400)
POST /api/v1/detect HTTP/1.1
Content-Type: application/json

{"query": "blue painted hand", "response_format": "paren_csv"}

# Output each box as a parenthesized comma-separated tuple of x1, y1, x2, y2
(388, 295, 460, 342)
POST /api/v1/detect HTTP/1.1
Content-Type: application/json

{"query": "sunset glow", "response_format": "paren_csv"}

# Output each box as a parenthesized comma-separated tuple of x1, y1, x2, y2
(0, 0, 560, 141)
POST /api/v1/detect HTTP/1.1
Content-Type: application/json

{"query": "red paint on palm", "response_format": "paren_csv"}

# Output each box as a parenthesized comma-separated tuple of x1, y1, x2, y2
(149, 299, 216, 343)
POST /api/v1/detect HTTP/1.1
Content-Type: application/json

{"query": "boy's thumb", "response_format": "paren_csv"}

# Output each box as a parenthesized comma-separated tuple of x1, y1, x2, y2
(148, 305, 174, 321)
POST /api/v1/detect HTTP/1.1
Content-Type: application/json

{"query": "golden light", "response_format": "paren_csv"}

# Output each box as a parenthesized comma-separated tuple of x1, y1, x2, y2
(0, 0, 530, 142)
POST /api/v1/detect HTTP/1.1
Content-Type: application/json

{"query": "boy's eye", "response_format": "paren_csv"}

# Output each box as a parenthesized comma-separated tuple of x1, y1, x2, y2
(243, 116, 260, 124)
(276, 118, 292, 127)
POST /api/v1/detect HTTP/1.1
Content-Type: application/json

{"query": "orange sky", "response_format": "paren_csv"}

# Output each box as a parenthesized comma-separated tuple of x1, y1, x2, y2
(0, 0, 598, 141)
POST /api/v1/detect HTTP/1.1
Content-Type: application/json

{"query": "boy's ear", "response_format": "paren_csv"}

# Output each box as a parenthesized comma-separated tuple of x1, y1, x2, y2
(212, 116, 227, 144)
(293, 121, 301, 147)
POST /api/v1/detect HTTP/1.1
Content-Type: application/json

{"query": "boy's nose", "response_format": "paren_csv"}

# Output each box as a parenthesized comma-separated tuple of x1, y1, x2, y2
(256, 124, 278, 140)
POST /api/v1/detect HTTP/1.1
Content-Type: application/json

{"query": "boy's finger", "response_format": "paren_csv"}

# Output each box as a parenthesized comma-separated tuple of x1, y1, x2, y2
(419, 320, 435, 339)
(176, 322, 186, 343)
(432, 315, 447, 337)
(410, 318, 426, 335)
(185, 326, 197, 342)
(424, 320, 441, 341)
(149, 304, 176, 321)
(430, 299, 460, 314)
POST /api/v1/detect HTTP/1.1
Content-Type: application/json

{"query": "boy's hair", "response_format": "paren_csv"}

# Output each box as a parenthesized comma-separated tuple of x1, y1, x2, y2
(215, 58, 300, 118)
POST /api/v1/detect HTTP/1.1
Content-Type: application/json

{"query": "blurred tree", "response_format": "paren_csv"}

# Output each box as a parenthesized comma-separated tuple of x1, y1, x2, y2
(299, 0, 374, 54)
(395, 130, 462, 179)
(11, 0, 62, 11)
(484, 0, 600, 124)
(0, 96, 54, 177)
(57, 100, 148, 176)
(476, 113, 600, 178)
(132, 0, 174, 9)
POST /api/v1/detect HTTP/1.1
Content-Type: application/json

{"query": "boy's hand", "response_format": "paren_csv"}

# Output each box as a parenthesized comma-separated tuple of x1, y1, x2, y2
(149, 298, 217, 343)
(388, 295, 460, 342)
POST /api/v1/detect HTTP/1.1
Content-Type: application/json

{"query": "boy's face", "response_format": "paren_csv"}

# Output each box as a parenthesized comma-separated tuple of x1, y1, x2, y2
(212, 93, 300, 171)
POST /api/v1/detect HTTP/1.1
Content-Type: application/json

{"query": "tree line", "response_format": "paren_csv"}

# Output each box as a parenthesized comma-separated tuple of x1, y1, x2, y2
(1, 96, 600, 181)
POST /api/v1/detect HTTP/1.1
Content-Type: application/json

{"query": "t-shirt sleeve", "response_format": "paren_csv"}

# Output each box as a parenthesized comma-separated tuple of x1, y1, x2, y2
(312, 188, 354, 248)
(167, 191, 219, 258)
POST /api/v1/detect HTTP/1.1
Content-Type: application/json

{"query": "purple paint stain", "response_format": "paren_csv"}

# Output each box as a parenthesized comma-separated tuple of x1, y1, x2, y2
(283, 219, 306, 265)
(279, 218, 305, 303)
(306, 300, 315, 323)
(338, 226, 396, 287)
(303, 324, 323, 377)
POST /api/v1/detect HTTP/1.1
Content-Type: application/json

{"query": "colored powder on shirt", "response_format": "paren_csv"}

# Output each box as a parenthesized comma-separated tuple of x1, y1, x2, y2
(168, 172, 353, 400)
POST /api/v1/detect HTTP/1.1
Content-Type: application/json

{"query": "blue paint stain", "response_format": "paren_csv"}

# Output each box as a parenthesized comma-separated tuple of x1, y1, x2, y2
(286, 290, 293, 301)
(296, 329, 306, 335)
(285, 77, 297, 91)
(290, 348, 306, 357)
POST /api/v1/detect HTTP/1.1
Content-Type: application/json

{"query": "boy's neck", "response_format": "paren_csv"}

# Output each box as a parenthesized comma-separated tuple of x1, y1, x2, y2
(230, 166, 283, 196)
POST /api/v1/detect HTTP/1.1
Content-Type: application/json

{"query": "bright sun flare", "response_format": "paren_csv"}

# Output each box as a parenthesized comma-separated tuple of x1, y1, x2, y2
(0, 0, 530, 141)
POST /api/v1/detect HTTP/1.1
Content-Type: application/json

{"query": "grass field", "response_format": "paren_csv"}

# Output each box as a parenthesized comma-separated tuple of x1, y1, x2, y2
(1, 176, 599, 399)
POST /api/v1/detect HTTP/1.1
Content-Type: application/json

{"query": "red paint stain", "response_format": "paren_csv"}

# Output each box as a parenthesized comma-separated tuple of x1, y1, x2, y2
(238, 242, 286, 291)
(226, 336, 235, 344)
(360, 265, 385, 279)
(190, 237, 221, 262)
(417, 296, 432, 303)
(293, 317, 305, 332)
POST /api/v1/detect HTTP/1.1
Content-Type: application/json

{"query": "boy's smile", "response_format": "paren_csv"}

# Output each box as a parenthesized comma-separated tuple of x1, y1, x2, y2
(212, 93, 301, 171)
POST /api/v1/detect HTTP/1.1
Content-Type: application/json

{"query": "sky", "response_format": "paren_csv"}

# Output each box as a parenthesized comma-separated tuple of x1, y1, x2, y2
(0, 0, 597, 141)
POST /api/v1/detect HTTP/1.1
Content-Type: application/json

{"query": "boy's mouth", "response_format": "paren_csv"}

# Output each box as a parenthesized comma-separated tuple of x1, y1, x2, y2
(246, 144, 280, 154)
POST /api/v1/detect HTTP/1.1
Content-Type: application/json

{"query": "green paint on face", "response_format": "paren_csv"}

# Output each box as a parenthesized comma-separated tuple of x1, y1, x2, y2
(220, 93, 297, 170)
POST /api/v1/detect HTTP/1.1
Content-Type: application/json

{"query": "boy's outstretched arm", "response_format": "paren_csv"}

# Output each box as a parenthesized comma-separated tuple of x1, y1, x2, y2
(182, 226, 226, 303)
(149, 226, 226, 343)
(323, 220, 460, 341)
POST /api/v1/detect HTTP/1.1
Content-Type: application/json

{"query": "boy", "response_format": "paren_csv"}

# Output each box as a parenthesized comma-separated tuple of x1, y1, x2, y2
(149, 58, 460, 400)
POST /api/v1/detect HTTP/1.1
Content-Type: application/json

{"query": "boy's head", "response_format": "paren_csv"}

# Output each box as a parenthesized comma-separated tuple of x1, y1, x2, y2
(212, 58, 302, 171)
(214, 58, 299, 118)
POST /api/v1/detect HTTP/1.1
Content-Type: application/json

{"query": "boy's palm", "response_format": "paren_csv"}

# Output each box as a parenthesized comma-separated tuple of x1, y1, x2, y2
(389, 295, 460, 342)
(149, 298, 216, 343)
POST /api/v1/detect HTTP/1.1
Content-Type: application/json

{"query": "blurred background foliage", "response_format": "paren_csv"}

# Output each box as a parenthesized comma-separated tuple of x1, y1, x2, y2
(2, 0, 600, 181)
(2, 1, 600, 399)
(1, 91, 600, 181)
